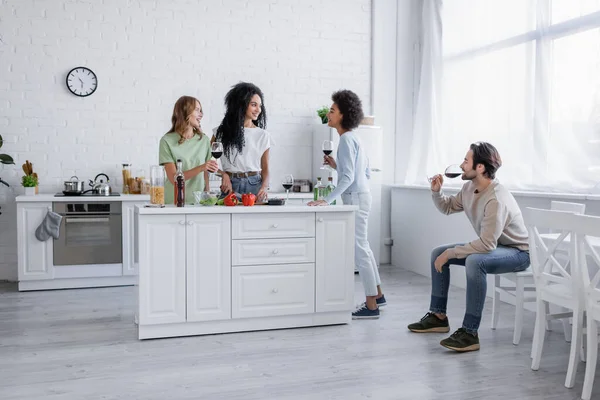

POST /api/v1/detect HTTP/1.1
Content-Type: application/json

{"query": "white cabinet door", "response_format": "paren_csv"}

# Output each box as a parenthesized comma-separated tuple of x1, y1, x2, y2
(17, 203, 54, 281)
(122, 202, 143, 276)
(186, 214, 231, 322)
(138, 215, 186, 325)
(232, 263, 315, 318)
(315, 212, 355, 312)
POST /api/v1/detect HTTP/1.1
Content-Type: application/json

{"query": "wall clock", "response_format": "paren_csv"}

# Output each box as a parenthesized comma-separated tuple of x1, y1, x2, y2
(66, 67, 98, 97)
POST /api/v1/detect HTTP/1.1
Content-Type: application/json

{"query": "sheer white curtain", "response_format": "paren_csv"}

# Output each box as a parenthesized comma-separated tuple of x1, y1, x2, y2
(405, 0, 600, 193)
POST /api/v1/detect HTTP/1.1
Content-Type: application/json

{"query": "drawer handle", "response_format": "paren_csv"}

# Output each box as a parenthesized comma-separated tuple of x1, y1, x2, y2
(187, 221, 194, 226)
(179, 220, 185, 225)
(272, 249, 279, 254)
(317, 217, 324, 222)
(271, 223, 279, 228)
(271, 288, 279, 294)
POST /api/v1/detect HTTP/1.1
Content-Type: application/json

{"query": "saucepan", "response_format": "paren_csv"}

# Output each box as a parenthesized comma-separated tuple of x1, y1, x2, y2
(62, 176, 87, 195)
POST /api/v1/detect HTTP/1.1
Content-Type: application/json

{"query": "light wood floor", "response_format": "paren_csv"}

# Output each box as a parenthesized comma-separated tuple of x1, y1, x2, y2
(0, 266, 597, 400)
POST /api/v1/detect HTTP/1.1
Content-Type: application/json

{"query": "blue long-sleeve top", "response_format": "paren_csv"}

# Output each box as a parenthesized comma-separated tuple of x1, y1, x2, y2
(324, 131, 370, 204)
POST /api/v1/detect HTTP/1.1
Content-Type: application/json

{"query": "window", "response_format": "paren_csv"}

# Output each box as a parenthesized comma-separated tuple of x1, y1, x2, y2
(411, 0, 600, 192)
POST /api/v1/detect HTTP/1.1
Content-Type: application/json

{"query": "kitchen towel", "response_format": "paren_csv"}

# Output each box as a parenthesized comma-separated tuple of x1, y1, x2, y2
(35, 211, 62, 241)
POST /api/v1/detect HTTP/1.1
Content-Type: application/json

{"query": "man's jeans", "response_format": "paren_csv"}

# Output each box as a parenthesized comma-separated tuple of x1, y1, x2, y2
(429, 243, 530, 334)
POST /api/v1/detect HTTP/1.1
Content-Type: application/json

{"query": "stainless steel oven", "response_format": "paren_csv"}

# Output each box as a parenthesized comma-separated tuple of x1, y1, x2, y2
(53, 202, 122, 266)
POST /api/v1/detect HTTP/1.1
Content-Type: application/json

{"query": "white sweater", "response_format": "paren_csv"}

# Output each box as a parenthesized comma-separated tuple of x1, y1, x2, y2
(432, 179, 529, 259)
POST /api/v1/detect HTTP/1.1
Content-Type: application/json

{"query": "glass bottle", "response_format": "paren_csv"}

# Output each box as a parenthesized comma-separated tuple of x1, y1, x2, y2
(313, 177, 325, 201)
(326, 176, 336, 205)
(175, 159, 185, 207)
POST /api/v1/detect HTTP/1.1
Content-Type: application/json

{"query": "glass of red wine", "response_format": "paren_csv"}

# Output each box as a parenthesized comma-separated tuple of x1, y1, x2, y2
(427, 164, 463, 183)
(282, 174, 294, 202)
(321, 140, 333, 170)
(210, 142, 223, 180)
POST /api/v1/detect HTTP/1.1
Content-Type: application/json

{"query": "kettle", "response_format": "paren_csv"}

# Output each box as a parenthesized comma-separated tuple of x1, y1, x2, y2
(89, 173, 112, 196)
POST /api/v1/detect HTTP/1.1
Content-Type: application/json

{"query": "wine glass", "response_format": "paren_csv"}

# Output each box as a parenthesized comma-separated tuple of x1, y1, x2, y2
(210, 142, 223, 180)
(282, 174, 294, 201)
(426, 164, 463, 183)
(444, 164, 463, 179)
(321, 140, 334, 170)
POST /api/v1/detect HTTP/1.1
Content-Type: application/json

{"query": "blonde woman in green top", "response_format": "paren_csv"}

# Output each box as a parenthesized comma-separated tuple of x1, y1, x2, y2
(158, 96, 219, 204)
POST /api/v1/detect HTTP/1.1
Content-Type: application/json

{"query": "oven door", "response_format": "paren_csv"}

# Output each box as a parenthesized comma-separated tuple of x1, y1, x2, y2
(53, 202, 122, 266)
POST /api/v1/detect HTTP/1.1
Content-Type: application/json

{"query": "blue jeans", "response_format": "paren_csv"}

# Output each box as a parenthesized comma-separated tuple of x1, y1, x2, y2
(429, 243, 530, 334)
(225, 174, 262, 197)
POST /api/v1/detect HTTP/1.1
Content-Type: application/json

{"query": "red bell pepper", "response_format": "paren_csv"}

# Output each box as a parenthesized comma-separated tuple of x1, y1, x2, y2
(224, 193, 238, 207)
(242, 193, 256, 206)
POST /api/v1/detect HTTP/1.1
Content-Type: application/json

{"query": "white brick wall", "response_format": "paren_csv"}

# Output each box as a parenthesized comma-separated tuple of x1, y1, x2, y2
(0, 0, 372, 281)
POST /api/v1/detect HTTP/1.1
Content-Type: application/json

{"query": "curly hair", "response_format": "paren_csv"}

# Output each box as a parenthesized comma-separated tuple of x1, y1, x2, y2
(169, 96, 203, 144)
(470, 142, 502, 179)
(215, 82, 267, 161)
(331, 90, 364, 131)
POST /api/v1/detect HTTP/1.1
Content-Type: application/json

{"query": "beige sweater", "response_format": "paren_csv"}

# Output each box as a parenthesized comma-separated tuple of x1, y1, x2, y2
(432, 180, 529, 259)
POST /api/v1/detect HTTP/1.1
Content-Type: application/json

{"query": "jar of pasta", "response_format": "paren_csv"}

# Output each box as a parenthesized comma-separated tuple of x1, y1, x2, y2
(150, 165, 165, 206)
(122, 163, 131, 194)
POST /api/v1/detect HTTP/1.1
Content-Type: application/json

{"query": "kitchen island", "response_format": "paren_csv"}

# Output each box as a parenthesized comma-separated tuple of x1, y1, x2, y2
(134, 203, 358, 340)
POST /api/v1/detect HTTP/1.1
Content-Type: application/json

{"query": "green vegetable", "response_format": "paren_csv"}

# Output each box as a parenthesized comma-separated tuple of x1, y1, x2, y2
(199, 197, 218, 206)
(216, 198, 225, 206)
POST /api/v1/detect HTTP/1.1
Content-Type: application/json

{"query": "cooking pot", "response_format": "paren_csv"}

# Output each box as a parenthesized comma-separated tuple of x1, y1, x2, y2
(89, 173, 112, 196)
(63, 176, 85, 194)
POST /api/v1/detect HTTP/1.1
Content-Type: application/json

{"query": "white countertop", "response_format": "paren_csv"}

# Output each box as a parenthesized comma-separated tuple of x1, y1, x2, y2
(136, 204, 357, 215)
(16, 194, 150, 203)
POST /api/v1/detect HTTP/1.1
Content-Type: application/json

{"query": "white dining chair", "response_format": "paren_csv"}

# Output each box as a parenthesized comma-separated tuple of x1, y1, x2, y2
(491, 201, 585, 345)
(541, 201, 586, 343)
(573, 213, 600, 400)
(528, 207, 584, 389)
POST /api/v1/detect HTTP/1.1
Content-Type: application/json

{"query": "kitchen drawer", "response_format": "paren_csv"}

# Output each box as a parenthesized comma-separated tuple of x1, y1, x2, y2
(232, 238, 315, 266)
(232, 213, 315, 239)
(232, 263, 315, 318)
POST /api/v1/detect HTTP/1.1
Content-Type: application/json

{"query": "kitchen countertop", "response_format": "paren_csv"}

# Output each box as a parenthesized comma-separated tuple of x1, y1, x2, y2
(137, 204, 357, 215)
(15, 191, 312, 203)
(16, 194, 150, 202)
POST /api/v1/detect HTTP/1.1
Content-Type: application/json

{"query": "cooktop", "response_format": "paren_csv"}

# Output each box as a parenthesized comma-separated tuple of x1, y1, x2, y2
(54, 192, 121, 197)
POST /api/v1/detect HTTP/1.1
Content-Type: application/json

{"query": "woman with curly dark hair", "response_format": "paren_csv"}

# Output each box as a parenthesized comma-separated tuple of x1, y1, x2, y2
(212, 82, 270, 201)
(308, 89, 386, 320)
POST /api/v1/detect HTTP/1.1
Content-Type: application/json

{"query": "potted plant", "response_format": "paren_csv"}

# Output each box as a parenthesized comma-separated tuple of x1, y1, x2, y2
(316, 106, 329, 124)
(0, 134, 14, 188)
(22, 175, 38, 195)
(21, 160, 38, 195)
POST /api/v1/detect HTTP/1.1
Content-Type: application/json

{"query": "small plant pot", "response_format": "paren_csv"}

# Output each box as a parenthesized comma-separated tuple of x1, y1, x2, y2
(24, 187, 36, 196)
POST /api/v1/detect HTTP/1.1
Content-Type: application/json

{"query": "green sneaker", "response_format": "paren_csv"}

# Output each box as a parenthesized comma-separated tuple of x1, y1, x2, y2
(407, 312, 450, 333)
(440, 328, 480, 352)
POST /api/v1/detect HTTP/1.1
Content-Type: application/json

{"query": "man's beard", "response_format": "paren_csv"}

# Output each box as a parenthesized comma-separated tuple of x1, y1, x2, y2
(461, 169, 476, 181)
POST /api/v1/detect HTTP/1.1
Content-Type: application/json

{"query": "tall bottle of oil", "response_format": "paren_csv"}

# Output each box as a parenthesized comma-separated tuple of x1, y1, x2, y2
(175, 159, 185, 207)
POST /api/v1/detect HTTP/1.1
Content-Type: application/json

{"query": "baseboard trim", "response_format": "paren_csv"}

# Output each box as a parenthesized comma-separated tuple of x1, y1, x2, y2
(18, 276, 136, 291)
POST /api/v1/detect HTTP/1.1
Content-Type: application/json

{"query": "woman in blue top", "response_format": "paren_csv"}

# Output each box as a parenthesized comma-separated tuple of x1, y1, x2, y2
(308, 89, 385, 320)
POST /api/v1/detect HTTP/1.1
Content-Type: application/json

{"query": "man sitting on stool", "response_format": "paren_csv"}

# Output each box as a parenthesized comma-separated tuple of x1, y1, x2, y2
(407, 142, 530, 352)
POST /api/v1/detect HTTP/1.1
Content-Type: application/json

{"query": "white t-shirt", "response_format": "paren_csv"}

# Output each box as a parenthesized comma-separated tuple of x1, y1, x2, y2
(212, 127, 271, 173)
